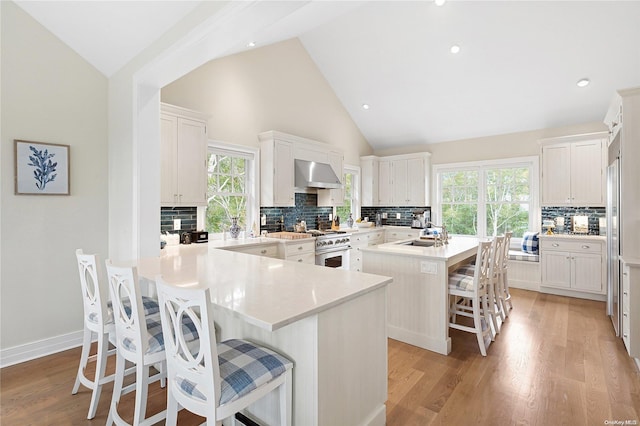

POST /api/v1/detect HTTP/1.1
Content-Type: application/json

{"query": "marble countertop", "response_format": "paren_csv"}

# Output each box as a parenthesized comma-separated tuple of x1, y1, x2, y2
(136, 244, 392, 331)
(361, 236, 481, 261)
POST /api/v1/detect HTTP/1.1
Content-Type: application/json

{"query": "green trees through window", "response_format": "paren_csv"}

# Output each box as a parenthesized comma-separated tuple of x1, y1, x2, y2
(206, 153, 247, 233)
(439, 164, 532, 238)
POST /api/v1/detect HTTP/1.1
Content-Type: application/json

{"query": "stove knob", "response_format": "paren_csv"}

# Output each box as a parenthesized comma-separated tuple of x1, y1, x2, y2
(328, 240, 334, 245)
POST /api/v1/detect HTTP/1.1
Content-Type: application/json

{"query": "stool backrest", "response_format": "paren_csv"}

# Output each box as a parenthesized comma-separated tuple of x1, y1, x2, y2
(474, 240, 493, 293)
(76, 249, 109, 328)
(105, 262, 148, 360)
(490, 235, 505, 277)
(156, 278, 218, 410)
(502, 232, 513, 268)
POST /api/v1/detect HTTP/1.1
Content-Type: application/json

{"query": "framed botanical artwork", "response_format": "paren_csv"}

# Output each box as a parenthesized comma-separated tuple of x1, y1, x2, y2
(14, 140, 70, 195)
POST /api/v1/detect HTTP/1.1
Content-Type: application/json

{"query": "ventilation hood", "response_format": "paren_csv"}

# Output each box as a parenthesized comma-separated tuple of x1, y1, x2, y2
(294, 159, 342, 189)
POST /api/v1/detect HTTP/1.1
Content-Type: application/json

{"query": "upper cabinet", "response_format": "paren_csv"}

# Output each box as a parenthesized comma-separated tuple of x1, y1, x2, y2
(539, 133, 607, 206)
(361, 153, 431, 207)
(161, 103, 208, 207)
(259, 131, 344, 207)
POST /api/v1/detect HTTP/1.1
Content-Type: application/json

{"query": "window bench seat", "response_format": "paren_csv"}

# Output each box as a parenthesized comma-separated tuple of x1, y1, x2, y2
(507, 249, 541, 291)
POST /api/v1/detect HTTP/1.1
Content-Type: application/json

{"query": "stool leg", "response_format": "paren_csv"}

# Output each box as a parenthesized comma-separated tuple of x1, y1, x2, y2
(86, 331, 109, 419)
(133, 364, 150, 425)
(107, 352, 125, 426)
(72, 327, 92, 395)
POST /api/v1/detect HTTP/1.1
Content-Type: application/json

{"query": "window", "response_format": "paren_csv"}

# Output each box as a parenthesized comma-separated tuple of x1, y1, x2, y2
(203, 142, 258, 235)
(335, 165, 360, 223)
(434, 157, 538, 240)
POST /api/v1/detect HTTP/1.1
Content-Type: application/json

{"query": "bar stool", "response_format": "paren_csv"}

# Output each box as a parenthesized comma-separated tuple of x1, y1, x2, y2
(156, 277, 294, 425)
(499, 231, 514, 316)
(449, 240, 494, 356)
(72, 250, 159, 419)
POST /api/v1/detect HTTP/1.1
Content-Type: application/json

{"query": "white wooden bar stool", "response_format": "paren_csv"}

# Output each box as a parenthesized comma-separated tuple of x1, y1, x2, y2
(72, 250, 160, 419)
(156, 277, 294, 426)
(488, 235, 507, 330)
(448, 240, 494, 356)
(105, 262, 198, 426)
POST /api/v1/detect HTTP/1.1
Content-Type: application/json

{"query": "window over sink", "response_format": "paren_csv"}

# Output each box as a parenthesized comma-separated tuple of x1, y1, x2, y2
(204, 142, 258, 236)
(433, 157, 539, 242)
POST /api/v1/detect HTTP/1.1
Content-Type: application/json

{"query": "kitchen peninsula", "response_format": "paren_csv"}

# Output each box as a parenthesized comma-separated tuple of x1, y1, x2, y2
(135, 243, 392, 426)
(361, 236, 481, 355)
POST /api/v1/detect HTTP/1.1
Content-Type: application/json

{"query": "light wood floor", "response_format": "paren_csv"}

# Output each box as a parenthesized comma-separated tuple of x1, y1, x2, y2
(1, 288, 639, 425)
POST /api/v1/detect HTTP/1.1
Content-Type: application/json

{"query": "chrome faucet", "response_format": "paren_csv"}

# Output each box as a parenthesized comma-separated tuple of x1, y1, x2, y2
(422, 222, 449, 245)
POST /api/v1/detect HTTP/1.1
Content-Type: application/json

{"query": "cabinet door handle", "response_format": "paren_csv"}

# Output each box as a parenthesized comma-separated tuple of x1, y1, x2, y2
(553, 243, 559, 247)
(582, 245, 590, 249)
(624, 312, 628, 317)
(298, 258, 303, 262)
(298, 246, 303, 250)
(260, 249, 267, 254)
(623, 291, 628, 296)
(566, 256, 570, 259)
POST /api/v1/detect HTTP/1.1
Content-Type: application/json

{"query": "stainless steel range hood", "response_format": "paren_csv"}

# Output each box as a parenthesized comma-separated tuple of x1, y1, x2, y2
(294, 159, 342, 189)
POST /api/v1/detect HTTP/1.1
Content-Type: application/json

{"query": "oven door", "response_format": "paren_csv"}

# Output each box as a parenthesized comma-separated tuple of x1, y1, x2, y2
(315, 248, 351, 270)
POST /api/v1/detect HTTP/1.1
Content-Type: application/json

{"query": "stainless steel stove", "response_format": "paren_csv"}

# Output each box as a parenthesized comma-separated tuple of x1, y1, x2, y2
(307, 230, 352, 269)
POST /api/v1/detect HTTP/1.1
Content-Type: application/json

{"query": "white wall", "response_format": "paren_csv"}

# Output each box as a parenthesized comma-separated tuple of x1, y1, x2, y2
(374, 121, 607, 164)
(161, 38, 372, 166)
(0, 2, 108, 355)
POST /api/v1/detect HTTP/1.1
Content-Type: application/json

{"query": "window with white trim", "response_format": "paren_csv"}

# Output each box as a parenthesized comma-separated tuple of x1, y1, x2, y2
(204, 142, 258, 235)
(434, 157, 539, 241)
(335, 165, 360, 223)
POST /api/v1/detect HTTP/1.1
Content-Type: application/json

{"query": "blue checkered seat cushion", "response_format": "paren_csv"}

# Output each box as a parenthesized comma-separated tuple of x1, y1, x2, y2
(122, 315, 198, 355)
(88, 296, 160, 324)
(455, 263, 476, 277)
(508, 250, 539, 262)
(449, 273, 478, 291)
(176, 339, 293, 406)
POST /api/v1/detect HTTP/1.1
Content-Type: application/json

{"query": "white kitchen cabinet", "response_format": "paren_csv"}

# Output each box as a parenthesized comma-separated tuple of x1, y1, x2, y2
(384, 227, 421, 243)
(281, 239, 316, 264)
(540, 236, 606, 297)
(377, 160, 393, 206)
(361, 153, 431, 207)
(540, 134, 607, 206)
(360, 156, 378, 207)
(223, 243, 279, 258)
(318, 150, 344, 207)
(259, 136, 295, 207)
(620, 260, 640, 359)
(350, 229, 384, 271)
(160, 104, 208, 207)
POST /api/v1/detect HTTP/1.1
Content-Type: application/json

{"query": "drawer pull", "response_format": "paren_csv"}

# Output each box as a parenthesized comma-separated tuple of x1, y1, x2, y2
(624, 313, 628, 317)
(298, 246, 303, 250)
(582, 245, 590, 249)
(298, 259, 303, 262)
(624, 291, 628, 296)
(260, 249, 267, 254)
(624, 333, 628, 338)
(552, 243, 559, 247)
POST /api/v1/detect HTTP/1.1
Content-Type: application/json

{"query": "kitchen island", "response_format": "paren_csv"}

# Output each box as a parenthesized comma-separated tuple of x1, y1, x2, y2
(134, 243, 392, 426)
(361, 236, 481, 355)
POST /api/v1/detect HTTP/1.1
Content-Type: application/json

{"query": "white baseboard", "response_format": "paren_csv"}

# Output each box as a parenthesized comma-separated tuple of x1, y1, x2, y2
(0, 330, 83, 368)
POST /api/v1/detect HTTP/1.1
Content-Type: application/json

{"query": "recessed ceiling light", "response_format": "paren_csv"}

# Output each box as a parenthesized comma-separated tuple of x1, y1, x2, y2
(434, 0, 446, 5)
(362, 104, 370, 110)
(247, 41, 256, 48)
(577, 78, 590, 87)
(450, 45, 461, 54)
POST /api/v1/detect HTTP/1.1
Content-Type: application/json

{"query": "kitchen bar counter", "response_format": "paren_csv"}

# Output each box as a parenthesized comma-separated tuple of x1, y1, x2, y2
(361, 236, 481, 355)
(133, 243, 391, 426)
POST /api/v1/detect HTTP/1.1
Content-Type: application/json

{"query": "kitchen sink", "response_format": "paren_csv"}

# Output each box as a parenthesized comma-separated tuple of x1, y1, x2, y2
(399, 239, 436, 247)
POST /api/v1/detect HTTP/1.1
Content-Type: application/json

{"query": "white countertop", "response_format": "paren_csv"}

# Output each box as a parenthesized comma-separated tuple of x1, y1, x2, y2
(362, 236, 481, 261)
(538, 234, 606, 241)
(136, 244, 392, 331)
(207, 237, 282, 250)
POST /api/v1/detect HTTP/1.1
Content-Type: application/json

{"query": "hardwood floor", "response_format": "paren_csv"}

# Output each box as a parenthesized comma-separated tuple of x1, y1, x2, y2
(1, 288, 639, 425)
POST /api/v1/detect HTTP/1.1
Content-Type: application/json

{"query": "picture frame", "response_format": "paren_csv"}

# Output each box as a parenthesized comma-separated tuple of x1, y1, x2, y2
(14, 140, 70, 195)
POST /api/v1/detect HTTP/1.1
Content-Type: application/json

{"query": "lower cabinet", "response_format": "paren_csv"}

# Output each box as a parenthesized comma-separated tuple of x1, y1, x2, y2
(540, 237, 605, 296)
(224, 244, 279, 258)
(281, 240, 316, 264)
(350, 230, 384, 272)
(384, 227, 421, 243)
(622, 261, 640, 358)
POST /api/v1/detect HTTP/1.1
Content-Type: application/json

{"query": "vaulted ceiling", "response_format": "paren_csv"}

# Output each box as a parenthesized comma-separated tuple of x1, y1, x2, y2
(13, 1, 640, 149)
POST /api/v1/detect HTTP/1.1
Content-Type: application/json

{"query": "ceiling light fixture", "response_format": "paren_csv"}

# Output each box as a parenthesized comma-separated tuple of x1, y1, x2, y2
(362, 104, 370, 110)
(576, 78, 590, 88)
(434, 0, 446, 6)
(450, 45, 460, 54)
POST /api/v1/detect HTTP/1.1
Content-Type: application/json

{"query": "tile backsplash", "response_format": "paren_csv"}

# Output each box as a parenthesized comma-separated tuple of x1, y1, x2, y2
(361, 206, 431, 227)
(161, 207, 197, 233)
(541, 206, 606, 235)
(260, 193, 333, 232)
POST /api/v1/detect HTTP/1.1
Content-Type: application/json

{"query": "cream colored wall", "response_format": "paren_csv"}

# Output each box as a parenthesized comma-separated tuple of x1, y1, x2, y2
(1, 2, 108, 350)
(161, 38, 372, 166)
(374, 121, 607, 164)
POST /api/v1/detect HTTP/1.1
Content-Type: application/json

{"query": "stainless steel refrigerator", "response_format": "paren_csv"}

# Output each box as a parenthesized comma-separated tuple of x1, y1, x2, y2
(607, 134, 621, 335)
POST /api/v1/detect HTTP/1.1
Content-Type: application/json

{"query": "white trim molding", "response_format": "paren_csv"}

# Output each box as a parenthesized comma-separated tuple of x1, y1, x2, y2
(0, 330, 84, 368)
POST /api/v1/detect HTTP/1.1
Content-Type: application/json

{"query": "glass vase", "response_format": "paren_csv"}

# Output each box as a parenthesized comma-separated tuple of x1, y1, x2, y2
(229, 217, 241, 239)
